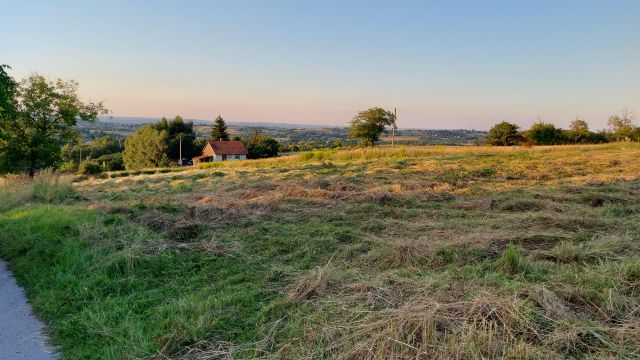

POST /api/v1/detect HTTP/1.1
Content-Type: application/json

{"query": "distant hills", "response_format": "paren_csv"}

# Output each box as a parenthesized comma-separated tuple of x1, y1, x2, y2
(99, 116, 340, 129)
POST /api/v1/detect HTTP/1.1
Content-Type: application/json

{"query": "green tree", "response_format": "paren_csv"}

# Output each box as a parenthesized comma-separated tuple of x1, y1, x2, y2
(246, 131, 279, 159)
(193, 137, 208, 154)
(524, 122, 565, 145)
(123, 125, 169, 169)
(348, 107, 395, 146)
(210, 115, 230, 141)
(608, 109, 635, 141)
(95, 153, 124, 171)
(154, 116, 196, 161)
(78, 160, 103, 175)
(487, 121, 521, 146)
(0, 65, 17, 121)
(567, 118, 590, 143)
(61, 136, 122, 173)
(0, 73, 106, 175)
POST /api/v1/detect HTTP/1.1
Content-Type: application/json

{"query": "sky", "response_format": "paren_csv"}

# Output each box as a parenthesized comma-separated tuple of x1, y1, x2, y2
(1, 0, 639, 130)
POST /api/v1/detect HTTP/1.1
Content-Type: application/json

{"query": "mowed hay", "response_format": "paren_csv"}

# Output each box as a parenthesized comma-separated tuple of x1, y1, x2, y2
(287, 264, 332, 301)
(10, 143, 640, 359)
(334, 294, 545, 360)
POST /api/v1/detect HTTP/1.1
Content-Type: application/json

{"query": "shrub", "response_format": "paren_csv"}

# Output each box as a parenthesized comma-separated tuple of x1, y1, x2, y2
(78, 160, 102, 175)
(95, 153, 125, 171)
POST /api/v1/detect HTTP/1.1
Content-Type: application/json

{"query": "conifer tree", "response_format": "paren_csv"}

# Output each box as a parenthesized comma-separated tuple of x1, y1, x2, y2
(210, 115, 230, 141)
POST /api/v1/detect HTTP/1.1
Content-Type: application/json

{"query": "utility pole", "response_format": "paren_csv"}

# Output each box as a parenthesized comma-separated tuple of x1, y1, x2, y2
(392, 108, 397, 148)
(178, 134, 183, 166)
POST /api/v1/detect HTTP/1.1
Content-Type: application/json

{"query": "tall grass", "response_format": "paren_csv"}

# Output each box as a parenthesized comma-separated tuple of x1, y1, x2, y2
(0, 170, 75, 211)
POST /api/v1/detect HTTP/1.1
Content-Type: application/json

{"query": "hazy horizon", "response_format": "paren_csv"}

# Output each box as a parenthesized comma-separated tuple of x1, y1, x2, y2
(2, 0, 639, 130)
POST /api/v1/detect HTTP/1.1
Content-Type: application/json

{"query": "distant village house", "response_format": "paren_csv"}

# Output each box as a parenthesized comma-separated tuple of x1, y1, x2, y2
(192, 140, 248, 164)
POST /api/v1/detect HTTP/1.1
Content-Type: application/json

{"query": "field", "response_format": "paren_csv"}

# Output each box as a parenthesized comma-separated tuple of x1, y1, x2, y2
(1, 143, 639, 359)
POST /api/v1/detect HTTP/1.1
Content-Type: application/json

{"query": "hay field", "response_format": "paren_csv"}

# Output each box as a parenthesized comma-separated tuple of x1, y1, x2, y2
(1, 143, 639, 359)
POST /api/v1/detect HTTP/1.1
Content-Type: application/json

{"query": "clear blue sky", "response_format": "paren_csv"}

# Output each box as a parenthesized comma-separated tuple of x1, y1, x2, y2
(2, 0, 639, 129)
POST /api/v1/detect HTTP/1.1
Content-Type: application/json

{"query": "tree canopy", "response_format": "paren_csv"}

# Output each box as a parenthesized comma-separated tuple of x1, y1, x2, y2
(154, 116, 196, 161)
(0, 72, 107, 175)
(487, 121, 520, 146)
(210, 115, 230, 141)
(523, 122, 564, 145)
(61, 136, 123, 172)
(246, 131, 279, 159)
(608, 110, 636, 141)
(348, 107, 395, 146)
(123, 125, 169, 170)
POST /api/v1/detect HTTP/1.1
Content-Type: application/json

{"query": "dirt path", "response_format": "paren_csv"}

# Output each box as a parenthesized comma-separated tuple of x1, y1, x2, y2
(0, 260, 59, 360)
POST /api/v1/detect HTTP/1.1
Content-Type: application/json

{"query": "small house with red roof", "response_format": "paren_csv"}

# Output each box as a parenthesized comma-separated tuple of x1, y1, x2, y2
(192, 140, 249, 164)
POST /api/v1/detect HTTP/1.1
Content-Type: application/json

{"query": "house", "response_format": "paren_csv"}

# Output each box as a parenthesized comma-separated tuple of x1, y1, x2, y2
(192, 140, 248, 164)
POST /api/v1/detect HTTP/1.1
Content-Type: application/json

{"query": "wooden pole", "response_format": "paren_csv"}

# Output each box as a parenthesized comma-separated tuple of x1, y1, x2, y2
(178, 135, 183, 166)
(392, 108, 397, 148)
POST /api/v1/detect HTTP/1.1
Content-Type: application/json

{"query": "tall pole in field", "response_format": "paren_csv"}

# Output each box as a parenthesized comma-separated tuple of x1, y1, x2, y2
(178, 134, 183, 166)
(392, 108, 397, 148)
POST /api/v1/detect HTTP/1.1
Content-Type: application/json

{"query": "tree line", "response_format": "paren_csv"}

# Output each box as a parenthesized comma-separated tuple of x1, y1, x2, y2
(0, 68, 281, 175)
(487, 113, 638, 146)
(0, 67, 637, 176)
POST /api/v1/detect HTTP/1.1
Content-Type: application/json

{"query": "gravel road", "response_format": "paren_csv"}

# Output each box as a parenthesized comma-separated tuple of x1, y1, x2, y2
(0, 259, 59, 359)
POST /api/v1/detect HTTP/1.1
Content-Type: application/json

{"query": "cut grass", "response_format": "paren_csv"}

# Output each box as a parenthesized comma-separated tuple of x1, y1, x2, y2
(1, 143, 640, 359)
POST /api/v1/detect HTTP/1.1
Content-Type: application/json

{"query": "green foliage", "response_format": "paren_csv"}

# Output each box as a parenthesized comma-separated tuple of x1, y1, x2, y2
(0, 64, 17, 123)
(61, 136, 123, 172)
(567, 118, 591, 143)
(95, 153, 125, 171)
(487, 121, 520, 146)
(210, 115, 230, 141)
(524, 122, 566, 145)
(154, 116, 196, 161)
(193, 137, 208, 154)
(123, 125, 169, 170)
(0, 73, 107, 175)
(78, 160, 102, 175)
(348, 107, 395, 146)
(608, 110, 636, 141)
(246, 131, 279, 159)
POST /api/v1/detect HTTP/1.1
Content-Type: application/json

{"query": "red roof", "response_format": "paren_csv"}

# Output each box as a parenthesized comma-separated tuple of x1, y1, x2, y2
(207, 140, 248, 155)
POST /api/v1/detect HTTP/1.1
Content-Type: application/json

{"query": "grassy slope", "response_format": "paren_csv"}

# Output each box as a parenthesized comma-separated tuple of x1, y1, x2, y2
(1, 144, 639, 359)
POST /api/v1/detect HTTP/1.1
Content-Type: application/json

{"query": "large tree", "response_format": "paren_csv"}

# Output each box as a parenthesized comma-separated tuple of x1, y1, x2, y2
(524, 122, 565, 145)
(348, 107, 395, 146)
(0, 72, 106, 175)
(487, 121, 520, 146)
(154, 116, 196, 161)
(210, 115, 230, 141)
(608, 109, 635, 141)
(246, 131, 279, 159)
(567, 118, 590, 143)
(123, 125, 169, 169)
(0, 65, 16, 120)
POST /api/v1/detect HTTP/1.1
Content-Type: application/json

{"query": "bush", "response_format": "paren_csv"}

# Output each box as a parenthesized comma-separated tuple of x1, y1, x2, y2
(246, 133, 279, 159)
(78, 160, 102, 175)
(59, 160, 79, 173)
(95, 153, 125, 171)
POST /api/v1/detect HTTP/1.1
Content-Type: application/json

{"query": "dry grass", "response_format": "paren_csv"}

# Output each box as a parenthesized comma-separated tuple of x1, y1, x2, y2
(5, 143, 640, 359)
